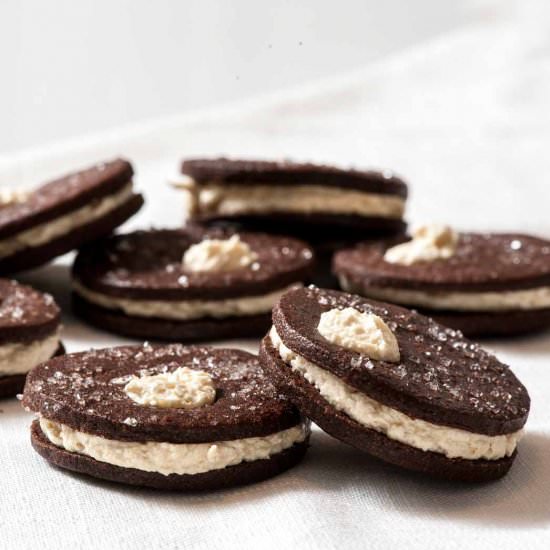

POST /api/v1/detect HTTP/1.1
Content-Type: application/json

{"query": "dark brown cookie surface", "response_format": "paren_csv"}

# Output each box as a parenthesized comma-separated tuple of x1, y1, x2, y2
(0, 159, 134, 238)
(31, 420, 309, 491)
(0, 279, 60, 344)
(186, 219, 407, 248)
(180, 159, 407, 239)
(23, 345, 302, 444)
(259, 338, 514, 482)
(184, 215, 407, 292)
(0, 343, 65, 399)
(71, 293, 271, 342)
(0, 280, 62, 399)
(190, 212, 407, 238)
(272, 287, 529, 436)
(0, 159, 144, 274)
(72, 228, 314, 300)
(426, 307, 550, 338)
(0, 194, 144, 275)
(181, 158, 408, 197)
(334, 233, 550, 292)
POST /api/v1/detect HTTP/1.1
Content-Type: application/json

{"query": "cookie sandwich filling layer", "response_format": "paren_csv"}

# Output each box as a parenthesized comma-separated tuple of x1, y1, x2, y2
(72, 281, 299, 321)
(38, 417, 309, 476)
(0, 182, 135, 259)
(179, 180, 405, 220)
(340, 224, 550, 311)
(269, 327, 521, 460)
(0, 329, 60, 377)
(340, 276, 550, 312)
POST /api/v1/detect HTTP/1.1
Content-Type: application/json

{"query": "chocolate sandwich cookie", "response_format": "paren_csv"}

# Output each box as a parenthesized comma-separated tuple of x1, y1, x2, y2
(0, 158, 143, 274)
(72, 227, 314, 341)
(183, 220, 347, 289)
(23, 344, 310, 490)
(333, 225, 550, 336)
(259, 286, 530, 481)
(0, 279, 63, 398)
(174, 158, 408, 238)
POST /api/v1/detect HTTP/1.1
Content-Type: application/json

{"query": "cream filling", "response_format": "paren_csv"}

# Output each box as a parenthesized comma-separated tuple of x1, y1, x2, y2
(383, 224, 458, 265)
(318, 307, 400, 362)
(73, 280, 298, 321)
(182, 234, 258, 272)
(340, 276, 550, 311)
(124, 367, 216, 409)
(0, 183, 135, 258)
(39, 418, 309, 476)
(182, 182, 405, 219)
(270, 328, 520, 460)
(0, 330, 60, 377)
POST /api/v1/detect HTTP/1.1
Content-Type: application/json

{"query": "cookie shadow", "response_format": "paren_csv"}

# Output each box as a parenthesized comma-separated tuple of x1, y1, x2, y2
(49, 429, 550, 528)
(60, 455, 311, 509)
(484, 332, 550, 356)
(296, 430, 550, 528)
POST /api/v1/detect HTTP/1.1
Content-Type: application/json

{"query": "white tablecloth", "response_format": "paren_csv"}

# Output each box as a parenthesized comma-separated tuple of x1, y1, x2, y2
(1, 2, 550, 548)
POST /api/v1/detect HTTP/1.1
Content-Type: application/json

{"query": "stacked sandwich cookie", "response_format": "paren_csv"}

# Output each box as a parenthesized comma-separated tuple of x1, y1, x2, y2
(173, 158, 409, 287)
(72, 228, 314, 341)
(22, 344, 310, 490)
(176, 158, 407, 234)
(0, 279, 63, 398)
(4, 152, 539, 497)
(259, 286, 530, 481)
(0, 158, 143, 274)
(333, 224, 550, 336)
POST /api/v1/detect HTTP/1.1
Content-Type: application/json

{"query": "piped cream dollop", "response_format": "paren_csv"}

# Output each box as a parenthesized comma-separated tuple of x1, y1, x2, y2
(317, 307, 400, 362)
(123, 367, 216, 409)
(384, 224, 458, 265)
(182, 234, 258, 272)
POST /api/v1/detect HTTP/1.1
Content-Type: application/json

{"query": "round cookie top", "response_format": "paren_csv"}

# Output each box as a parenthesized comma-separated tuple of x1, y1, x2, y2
(23, 344, 301, 443)
(72, 228, 314, 300)
(0, 158, 133, 239)
(180, 158, 408, 198)
(334, 233, 550, 292)
(272, 286, 529, 435)
(0, 279, 60, 344)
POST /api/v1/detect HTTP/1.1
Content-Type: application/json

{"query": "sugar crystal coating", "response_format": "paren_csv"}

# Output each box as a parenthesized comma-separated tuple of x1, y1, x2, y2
(274, 287, 529, 433)
(22, 344, 301, 444)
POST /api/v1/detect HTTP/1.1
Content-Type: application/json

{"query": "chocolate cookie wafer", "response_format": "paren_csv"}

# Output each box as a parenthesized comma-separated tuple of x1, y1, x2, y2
(174, 158, 408, 237)
(334, 225, 550, 336)
(72, 227, 314, 341)
(0, 279, 63, 398)
(23, 345, 310, 490)
(0, 158, 143, 274)
(259, 286, 530, 481)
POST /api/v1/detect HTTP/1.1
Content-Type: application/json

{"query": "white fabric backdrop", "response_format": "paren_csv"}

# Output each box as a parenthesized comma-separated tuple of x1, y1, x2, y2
(1, 1, 550, 548)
